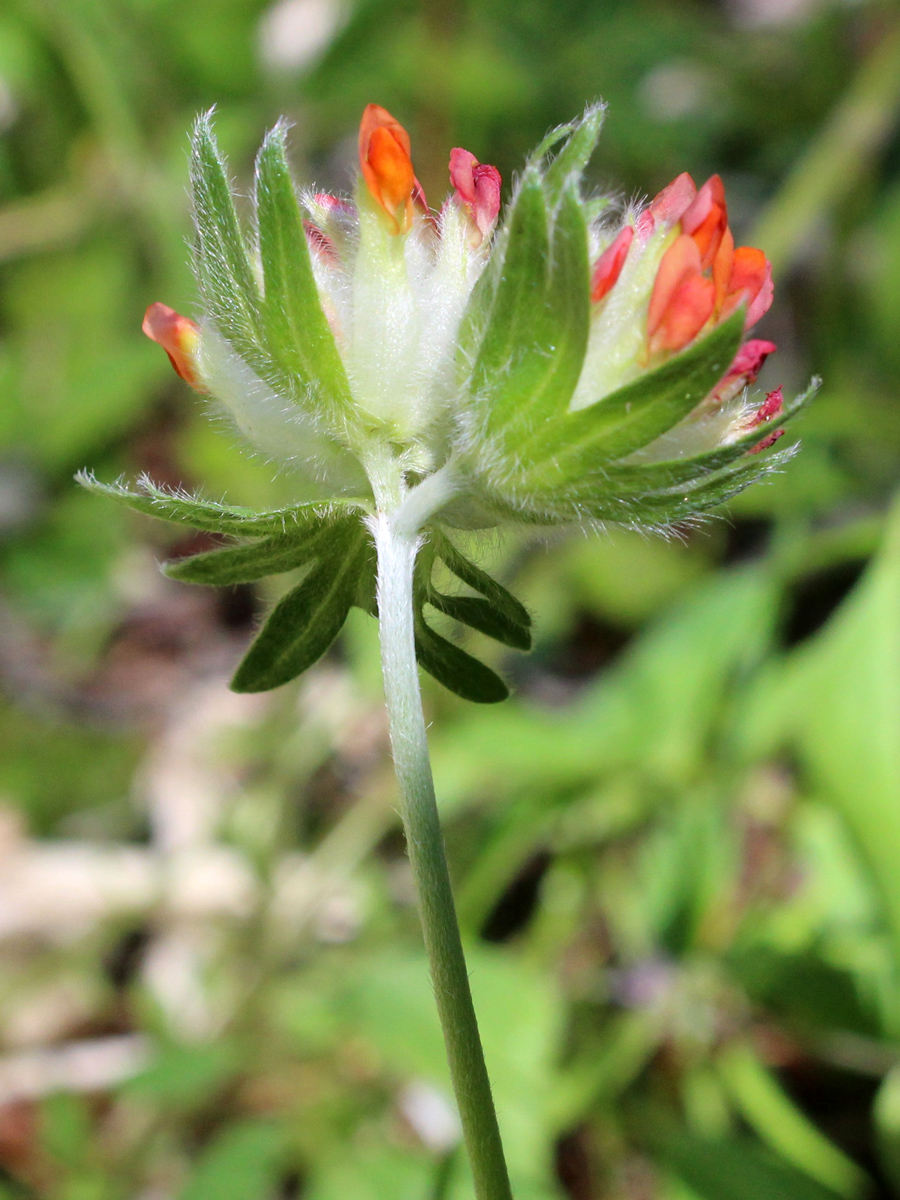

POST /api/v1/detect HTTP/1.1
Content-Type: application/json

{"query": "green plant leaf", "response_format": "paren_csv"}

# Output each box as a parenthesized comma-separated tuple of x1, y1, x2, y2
(163, 529, 324, 585)
(75, 472, 367, 536)
(428, 592, 531, 650)
(657, 1134, 847, 1200)
(231, 522, 370, 692)
(462, 175, 590, 470)
(414, 616, 510, 704)
(539, 103, 606, 202)
(432, 532, 532, 632)
(254, 125, 353, 422)
(191, 113, 262, 361)
(517, 307, 746, 492)
(593, 378, 818, 497)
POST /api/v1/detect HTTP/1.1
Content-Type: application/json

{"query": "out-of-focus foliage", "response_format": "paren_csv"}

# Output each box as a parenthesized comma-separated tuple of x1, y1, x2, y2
(1, 1, 900, 1198)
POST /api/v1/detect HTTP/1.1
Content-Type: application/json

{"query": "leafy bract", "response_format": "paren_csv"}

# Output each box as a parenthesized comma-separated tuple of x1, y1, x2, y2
(77, 475, 532, 702)
(254, 126, 354, 423)
(462, 174, 590, 447)
(191, 113, 262, 364)
(231, 520, 370, 692)
(75, 473, 367, 537)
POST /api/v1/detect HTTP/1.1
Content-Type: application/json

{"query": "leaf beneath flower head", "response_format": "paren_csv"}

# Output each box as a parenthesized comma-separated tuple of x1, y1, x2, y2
(162, 527, 333, 586)
(432, 532, 532, 635)
(414, 617, 510, 705)
(75, 473, 368, 537)
(231, 521, 372, 692)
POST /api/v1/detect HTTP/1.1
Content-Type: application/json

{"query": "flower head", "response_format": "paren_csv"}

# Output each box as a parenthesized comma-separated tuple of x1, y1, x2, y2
(85, 104, 815, 703)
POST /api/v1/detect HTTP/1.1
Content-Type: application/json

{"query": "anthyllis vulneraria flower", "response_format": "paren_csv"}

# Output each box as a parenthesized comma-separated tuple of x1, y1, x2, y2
(79, 103, 817, 704)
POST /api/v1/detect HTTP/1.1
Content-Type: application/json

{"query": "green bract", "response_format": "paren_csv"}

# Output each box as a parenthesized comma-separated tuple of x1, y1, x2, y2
(79, 107, 815, 703)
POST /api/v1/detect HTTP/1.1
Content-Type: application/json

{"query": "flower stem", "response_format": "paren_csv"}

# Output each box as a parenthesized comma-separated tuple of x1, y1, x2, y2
(372, 511, 514, 1200)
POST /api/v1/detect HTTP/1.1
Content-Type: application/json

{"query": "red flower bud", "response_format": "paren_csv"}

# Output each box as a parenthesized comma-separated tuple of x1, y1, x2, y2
(142, 303, 202, 390)
(591, 225, 634, 303)
(359, 104, 425, 234)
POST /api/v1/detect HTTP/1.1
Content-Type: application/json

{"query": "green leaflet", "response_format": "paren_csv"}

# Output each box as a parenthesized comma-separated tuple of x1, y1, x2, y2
(539, 103, 606, 204)
(191, 114, 262, 362)
(406, 535, 532, 702)
(231, 521, 369, 692)
(414, 618, 510, 705)
(463, 175, 590, 446)
(254, 127, 354, 422)
(428, 594, 531, 651)
(431, 531, 532, 634)
(75, 473, 368, 537)
(518, 308, 746, 491)
(162, 529, 327, 586)
(590, 378, 818, 497)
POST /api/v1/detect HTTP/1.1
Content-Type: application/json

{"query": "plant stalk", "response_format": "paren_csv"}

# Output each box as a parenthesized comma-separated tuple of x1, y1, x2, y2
(372, 510, 514, 1200)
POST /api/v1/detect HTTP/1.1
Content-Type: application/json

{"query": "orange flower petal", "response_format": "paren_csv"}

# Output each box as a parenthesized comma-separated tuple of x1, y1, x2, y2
(359, 104, 416, 234)
(712, 226, 734, 310)
(681, 174, 727, 270)
(650, 273, 716, 355)
(142, 303, 202, 389)
(647, 234, 702, 336)
(590, 225, 633, 303)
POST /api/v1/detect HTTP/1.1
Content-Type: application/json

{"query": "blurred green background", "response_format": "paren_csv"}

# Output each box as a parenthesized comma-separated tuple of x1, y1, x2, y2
(1, 0, 900, 1197)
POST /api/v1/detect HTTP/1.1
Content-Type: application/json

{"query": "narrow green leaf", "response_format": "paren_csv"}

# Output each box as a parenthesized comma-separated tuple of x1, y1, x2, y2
(415, 617, 510, 704)
(491, 181, 591, 444)
(254, 127, 353, 421)
(658, 1134, 848, 1200)
(516, 307, 746, 492)
(466, 170, 550, 414)
(75, 472, 367, 537)
(231, 524, 368, 692)
(717, 1042, 868, 1198)
(541, 103, 606, 202)
(593, 378, 817, 497)
(463, 174, 589, 454)
(191, 114, 262, 357)
(516, 444, 794, 525)
(432, 533, 532, 631)
(163, 530, 324, 585)
(428, 593, 532, 650)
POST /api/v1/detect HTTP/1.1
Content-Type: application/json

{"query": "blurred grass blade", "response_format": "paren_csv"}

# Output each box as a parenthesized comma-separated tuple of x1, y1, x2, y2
(751, 19, 900, 274)
(659, 1133, 848, 1200)
(717, 1042, 868, 1198)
